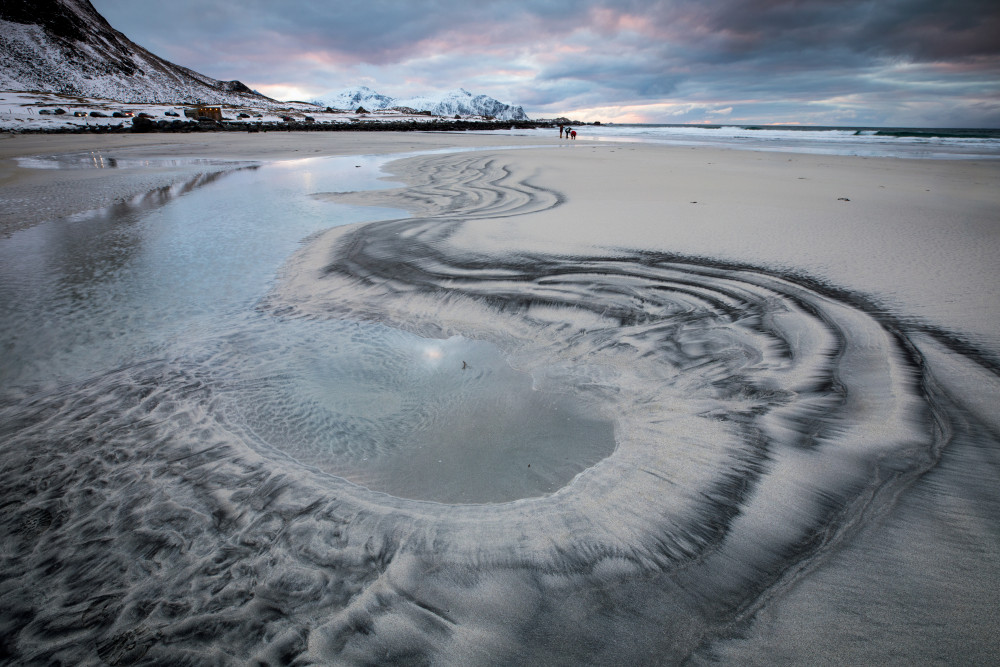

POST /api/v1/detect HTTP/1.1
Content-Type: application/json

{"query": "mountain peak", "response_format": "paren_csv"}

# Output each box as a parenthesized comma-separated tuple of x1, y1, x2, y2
(1, 0, 112, 43)
(319, 87, 528, 120)
(0, 0, 276, 105)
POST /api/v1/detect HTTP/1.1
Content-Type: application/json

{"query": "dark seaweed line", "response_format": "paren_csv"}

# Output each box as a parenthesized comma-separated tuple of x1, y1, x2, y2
(328, 152, 999, 379)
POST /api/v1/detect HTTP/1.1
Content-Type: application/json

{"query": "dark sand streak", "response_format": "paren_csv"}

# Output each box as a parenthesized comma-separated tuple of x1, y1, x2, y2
(1, 150, 998, 664)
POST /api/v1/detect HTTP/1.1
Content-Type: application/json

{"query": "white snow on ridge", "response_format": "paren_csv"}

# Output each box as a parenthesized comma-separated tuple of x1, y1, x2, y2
(0, 0, 277, 108)
(318, 86, 529, 121)
(398, 89, 529, 121)
(320, 86, 396, 113)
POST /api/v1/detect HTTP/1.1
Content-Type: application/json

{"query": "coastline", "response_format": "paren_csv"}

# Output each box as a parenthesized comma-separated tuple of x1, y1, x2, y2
(265, 138, 1000, 663)
(0, 131, 563, 235)
(315, 137, 1000, 354)
(3, 130, 998, 345)
(2, 129, 999, 664)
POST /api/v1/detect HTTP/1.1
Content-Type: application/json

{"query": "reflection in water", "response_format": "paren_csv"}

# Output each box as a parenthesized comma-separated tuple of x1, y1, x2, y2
(219, 326, 615, 503)
(0, 168, 255, 389)
(16, 152, 243, 170)
(56, 171, 247, 285)
(0, 150, 997, 665)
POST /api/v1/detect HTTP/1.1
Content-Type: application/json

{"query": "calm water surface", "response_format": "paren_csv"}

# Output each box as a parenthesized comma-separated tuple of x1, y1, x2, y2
(0, 154, 615, 503)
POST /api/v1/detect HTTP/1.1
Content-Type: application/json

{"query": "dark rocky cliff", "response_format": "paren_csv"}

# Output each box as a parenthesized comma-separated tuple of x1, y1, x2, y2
(0, 0, 276, 105)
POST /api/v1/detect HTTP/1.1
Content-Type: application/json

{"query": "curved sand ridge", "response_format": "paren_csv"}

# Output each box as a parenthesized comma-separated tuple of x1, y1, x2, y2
(2, 149, 997, 664)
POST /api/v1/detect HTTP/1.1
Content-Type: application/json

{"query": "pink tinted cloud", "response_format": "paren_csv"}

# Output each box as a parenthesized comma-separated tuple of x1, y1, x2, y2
(587, 7, 663, 38)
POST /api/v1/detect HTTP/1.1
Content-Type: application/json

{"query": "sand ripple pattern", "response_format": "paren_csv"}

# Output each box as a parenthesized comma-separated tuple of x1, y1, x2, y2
(1, 150, 996, 664)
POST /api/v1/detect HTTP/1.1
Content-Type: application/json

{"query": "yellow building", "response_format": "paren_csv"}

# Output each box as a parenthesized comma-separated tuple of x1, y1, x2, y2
(183, 105, 223, 121)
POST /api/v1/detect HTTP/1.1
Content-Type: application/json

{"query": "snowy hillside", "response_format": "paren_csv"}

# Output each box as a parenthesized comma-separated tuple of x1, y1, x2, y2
(0, 0, 277, 107)
(0, 0, 533, 121)
(320, 86, 529, 121)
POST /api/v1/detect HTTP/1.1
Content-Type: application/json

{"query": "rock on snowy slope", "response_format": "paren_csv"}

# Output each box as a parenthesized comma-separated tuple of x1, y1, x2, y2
(0, 0, 277, 106)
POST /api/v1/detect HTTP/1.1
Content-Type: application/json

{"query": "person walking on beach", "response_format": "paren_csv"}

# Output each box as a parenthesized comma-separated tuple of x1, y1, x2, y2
(559, 125, 565, 138)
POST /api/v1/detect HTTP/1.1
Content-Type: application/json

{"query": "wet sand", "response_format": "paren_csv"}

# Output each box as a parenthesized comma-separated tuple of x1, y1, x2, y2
(1, 131, 999, 664)
(315, 138, 1000, 350)
(268, 142, 1000, 664)
(0, 132, 562, 235)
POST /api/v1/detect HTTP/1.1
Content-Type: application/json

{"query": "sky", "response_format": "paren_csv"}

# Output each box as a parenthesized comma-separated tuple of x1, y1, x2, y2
(90, 0, 1000, 127)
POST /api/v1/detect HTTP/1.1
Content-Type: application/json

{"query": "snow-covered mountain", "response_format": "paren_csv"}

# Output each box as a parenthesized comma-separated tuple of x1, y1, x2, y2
(320, 86, 529, 121)
(0, 0, 530, 118)
(322, 86, 396, 113)
(398, 89, 529, 121)
(0, 0, 277, 106)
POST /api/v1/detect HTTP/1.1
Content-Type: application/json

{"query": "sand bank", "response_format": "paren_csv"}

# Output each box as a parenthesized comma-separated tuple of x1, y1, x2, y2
(4, 129, 997, 342)
(4, 129, 997, 343)
(266, 140, 1000, 663)
(306, 138, 999, 353)
(0, 131, 563, 234)
(3, 130, 999, 664)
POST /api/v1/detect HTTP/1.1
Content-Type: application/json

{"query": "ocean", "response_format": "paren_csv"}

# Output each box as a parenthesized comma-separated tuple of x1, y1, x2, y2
(0, 139, 997, 664)
(495, 123, 1000, 159)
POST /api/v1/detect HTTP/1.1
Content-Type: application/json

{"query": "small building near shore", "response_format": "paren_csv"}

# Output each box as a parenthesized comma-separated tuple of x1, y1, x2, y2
(184, 105, 223, 121)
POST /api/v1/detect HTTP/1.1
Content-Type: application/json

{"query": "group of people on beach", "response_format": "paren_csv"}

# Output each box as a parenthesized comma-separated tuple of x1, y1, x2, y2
(559, 125, 577, 139)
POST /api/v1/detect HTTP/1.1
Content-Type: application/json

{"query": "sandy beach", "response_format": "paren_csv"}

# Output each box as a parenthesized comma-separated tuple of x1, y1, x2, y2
(4, 132, 998, 346)
(1, 130, 999, 664)
(0, 132, 558, 236)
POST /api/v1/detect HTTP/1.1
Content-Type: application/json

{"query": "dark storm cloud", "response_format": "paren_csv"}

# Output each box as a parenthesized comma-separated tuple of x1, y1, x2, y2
(90, 0, 1000, 125)
(623, 0, 1000, 72)
(96, 0, 580, 62)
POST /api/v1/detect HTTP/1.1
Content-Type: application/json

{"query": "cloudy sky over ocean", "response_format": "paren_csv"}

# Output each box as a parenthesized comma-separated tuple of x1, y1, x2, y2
(92, 0, 999, 126)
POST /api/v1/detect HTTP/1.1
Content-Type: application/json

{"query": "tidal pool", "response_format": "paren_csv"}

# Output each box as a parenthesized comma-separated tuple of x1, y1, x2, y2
(0, 152, 615, 505)
(1, 147, 997, 666)
(221, 325, 615, 503)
